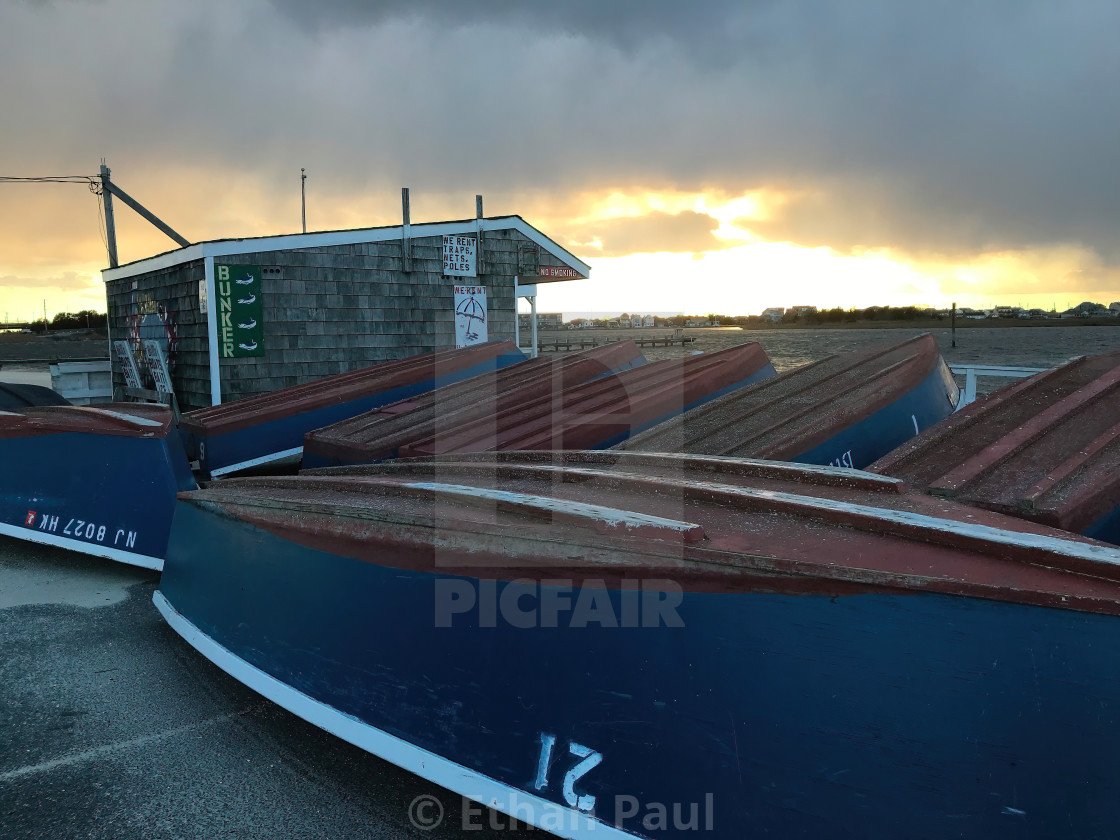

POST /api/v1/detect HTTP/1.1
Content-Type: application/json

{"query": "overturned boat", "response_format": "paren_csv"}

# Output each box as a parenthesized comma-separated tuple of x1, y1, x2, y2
(156, 450, 1120, 839)
(179, 340, 525, 478)
(381, 342, 774, 457)
(0, 404, 195, 569)
(0, 382, 71, 409)
(872, 349, 1120, 545)
(623, 333, 958, 468)
(302, 341, 647, 468)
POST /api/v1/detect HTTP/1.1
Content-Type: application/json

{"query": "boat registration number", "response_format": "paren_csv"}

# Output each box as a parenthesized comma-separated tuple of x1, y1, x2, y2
(23, 510, 140, 549)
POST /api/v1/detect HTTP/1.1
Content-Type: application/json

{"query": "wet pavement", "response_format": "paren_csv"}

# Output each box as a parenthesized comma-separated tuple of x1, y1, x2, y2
(0, 538, 526, 839)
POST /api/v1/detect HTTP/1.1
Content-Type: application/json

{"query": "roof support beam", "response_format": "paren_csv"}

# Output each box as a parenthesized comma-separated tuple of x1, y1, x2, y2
(99, 163, 190, 269)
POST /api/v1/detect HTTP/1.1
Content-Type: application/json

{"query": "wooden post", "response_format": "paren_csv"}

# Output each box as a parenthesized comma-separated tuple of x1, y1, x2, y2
(401, 187, 412, 273)
(100, 163, 119, 268)
(530, 293, 538, 359)
(475, 194, 485, 276)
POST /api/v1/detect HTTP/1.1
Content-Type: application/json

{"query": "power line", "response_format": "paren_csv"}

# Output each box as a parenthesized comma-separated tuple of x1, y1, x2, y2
(93, 186, 109, 260)
(0, 175, 99, 184)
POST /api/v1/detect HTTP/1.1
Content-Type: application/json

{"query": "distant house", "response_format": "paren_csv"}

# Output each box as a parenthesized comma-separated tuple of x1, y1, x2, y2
(641, 315, 655, 328)
(518, 312, 563, 331)
(761, 307, 785, 322)
(791, 305, 817, 317)
(1067, 301, 1106, 317)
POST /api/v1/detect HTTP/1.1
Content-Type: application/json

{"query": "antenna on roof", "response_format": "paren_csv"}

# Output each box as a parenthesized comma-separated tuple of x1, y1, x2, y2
(301, 168, 307, 234)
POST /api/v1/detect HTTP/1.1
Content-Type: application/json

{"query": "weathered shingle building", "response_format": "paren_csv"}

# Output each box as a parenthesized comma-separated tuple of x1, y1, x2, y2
(103, 216, 589, 411)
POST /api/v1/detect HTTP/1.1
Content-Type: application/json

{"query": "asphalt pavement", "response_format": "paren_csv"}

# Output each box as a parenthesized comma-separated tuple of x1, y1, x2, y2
(0, 537, 529, 840)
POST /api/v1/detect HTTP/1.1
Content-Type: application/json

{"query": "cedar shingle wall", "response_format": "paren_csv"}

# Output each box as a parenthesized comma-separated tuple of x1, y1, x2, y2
(105, 259, 210, 410)
(107, 228, 560, 410)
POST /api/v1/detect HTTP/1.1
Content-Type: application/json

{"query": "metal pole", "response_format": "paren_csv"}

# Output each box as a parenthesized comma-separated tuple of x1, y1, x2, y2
(401, 188, 412, 273)
(514, 277, 520, 350)
(100, 163, 119, 268)
(530, 294, 538, 359)
(951, 300, 956, 348)
(476, 194, 485, 275)
(301, 168, 307, 234)
(43, 299, 48, 333)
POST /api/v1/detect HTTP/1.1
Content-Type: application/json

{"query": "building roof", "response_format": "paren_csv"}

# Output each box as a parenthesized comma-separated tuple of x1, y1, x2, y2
(101, 214, 590, 284)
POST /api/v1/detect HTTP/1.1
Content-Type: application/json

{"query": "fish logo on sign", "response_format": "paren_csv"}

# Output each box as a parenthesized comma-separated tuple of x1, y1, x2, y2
(235, 274, 255, 285)
(237, 319, 257, 330)
(238, 293, 256, 305)
(239, 341, 258, 351)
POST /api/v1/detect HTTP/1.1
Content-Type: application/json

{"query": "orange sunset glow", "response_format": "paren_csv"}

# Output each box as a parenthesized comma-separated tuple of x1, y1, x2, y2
(2, 0, 1118, 321)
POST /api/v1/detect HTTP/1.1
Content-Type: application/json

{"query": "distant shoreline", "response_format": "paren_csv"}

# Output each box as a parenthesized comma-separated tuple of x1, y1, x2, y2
(540, 317, 1120, 333)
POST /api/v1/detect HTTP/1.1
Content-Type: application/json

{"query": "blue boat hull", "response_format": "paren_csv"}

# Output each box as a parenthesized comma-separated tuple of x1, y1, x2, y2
(196, 350, 526, 477)
(795, 361, 959, 469)
(157, 501, 1120, 839)
(0, 430, 196, 568)
(1085, 506, 1120, 547)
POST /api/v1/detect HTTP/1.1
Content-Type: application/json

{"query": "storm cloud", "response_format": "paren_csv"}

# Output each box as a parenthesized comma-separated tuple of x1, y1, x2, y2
(571, 211, 726, 257)
(1, 0, 1119, 270)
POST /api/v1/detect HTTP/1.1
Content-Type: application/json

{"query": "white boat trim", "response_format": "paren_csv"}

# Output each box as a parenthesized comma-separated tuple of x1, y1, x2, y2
(694, 479, 1120, 564)
(615, 452, 906, 487)
(404, 481, 704, 533)
(152, 591, 637, 840)
(93, 408, 166, 427)
(520, 465, 1120, 566)
(209, 445, 304, 478)
(0, 522, 163, 570)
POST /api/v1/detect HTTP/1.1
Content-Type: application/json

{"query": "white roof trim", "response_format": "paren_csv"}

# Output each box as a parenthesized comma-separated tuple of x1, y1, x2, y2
(101, 217, 590, 283)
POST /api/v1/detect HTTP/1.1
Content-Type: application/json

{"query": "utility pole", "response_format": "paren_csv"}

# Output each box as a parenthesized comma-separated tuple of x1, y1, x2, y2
(301, 169, 307, 234)
(43, 299, 48, 333)
(100, 163, 119, 268)
(98, 161, 189, 267)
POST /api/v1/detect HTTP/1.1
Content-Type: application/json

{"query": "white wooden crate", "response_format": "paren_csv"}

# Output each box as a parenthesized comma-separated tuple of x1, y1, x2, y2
(50, 360, 113, 405)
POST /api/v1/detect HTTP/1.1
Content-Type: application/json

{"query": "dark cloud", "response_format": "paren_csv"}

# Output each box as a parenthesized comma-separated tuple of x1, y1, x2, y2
(1, 0, 1119, 276)
(266, 0, 770, 62)
(568, 211, 725, 257)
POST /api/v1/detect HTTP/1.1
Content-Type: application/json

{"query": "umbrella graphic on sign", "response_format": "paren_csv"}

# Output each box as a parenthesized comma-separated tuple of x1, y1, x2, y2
(455, 294, 486, 341)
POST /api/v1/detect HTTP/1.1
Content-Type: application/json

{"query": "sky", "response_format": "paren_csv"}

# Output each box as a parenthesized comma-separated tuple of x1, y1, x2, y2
(2, 0, 1119, 321)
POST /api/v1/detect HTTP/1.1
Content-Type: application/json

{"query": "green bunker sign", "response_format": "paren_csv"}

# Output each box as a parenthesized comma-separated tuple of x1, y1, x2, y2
(216, 264, 265, 358)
